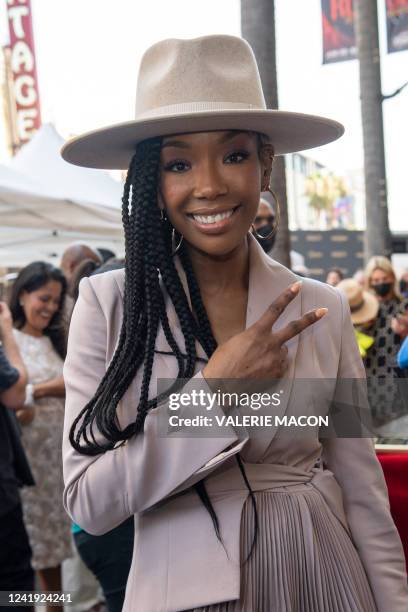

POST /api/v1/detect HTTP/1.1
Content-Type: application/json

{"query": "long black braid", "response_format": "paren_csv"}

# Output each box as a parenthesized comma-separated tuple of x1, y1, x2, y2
(69, 136, 258, 558)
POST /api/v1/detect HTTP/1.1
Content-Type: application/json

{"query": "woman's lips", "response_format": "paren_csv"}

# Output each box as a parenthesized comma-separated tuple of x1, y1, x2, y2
(187, 205, 241, 234)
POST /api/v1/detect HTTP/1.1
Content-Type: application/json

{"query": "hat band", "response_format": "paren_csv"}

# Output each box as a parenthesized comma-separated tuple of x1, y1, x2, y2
(137, 100, 264, 119)
(350, 299, 365, 313)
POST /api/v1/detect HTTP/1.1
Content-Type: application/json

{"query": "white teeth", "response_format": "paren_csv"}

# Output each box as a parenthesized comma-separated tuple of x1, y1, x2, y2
(192, 209, 234, 224)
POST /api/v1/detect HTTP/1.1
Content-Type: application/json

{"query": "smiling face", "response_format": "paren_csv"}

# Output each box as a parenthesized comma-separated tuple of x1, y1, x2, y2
(20, 280, 63, 335)
(159, 130, 272, 258)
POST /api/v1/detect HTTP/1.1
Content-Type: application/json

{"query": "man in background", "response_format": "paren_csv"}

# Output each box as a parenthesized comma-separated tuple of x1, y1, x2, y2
(60, 243, 102, 286)
(252, 198, 308, 276)
(60, 244, 103, 319)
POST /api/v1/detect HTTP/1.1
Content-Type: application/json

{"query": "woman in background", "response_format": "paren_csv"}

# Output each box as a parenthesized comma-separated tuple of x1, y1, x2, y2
(9, 262, 72, 610)
(365, 256, 408, 431)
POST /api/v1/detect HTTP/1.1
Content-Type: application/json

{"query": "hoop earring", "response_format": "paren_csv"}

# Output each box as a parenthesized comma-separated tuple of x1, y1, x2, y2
(252, 187, 280, 240)
(172, 228, 183, 255)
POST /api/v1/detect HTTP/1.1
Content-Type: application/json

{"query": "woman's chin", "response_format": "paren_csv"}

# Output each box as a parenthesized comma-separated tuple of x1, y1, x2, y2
(186, 235, 247, 259)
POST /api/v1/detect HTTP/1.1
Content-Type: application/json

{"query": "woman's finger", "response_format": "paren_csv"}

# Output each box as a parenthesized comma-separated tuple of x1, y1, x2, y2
(275, 308, 328, 345)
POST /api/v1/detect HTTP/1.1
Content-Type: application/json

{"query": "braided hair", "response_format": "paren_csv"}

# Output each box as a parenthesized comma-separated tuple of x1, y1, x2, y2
(70, 136, 258, 557)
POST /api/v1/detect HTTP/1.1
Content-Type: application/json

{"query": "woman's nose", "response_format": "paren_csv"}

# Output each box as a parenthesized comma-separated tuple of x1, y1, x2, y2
(193, 160, 228, 200)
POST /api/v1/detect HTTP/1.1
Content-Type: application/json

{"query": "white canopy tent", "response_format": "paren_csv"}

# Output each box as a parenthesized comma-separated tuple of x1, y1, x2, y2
(0, 124, 125, 268)
(7, 123, 123, 209)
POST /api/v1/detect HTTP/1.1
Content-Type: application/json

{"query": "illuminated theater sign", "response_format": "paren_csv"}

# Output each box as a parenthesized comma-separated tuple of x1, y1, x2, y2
(6, 0, 42, 145)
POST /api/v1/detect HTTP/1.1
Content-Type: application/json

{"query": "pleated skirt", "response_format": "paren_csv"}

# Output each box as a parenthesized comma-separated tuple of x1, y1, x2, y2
(188, 487, 377, 612)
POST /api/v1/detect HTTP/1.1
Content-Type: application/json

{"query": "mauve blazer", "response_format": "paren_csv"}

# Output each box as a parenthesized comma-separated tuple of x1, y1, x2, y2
(62, 235, 408, 612)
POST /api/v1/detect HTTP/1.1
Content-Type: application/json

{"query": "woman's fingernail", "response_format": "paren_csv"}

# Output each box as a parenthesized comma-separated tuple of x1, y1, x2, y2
(315, 307, 328, 318)
(290, 281, 302, 293)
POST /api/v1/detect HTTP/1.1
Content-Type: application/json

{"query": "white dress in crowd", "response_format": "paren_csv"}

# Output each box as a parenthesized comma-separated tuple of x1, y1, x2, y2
(14, 328, 72, 570)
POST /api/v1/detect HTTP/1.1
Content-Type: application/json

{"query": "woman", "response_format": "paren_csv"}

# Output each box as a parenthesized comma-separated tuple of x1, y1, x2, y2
(364, 256, 408, 431)
(61, 36, 408, 611)
(69, 258, 134, 612)
(9, 262, 72, 606)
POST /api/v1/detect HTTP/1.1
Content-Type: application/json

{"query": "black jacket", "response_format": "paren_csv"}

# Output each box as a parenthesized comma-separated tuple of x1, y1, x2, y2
(0, 346, 34, 517)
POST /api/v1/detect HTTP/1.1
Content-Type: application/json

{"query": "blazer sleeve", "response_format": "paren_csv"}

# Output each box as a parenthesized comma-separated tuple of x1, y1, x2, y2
(321, 289, 408, 612)
(62, 277, 247, 536)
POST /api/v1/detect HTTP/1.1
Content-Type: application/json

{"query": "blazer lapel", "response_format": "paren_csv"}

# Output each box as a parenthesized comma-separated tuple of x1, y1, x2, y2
(245, 235, 302, 455)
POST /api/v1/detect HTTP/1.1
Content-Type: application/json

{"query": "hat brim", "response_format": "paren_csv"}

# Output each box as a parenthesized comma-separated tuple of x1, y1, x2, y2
(350, 292, 379, 325)
(61, 109, 344, 170)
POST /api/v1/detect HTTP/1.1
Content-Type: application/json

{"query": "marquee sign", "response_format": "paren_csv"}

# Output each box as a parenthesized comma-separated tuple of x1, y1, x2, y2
(6, 0, 41, 145)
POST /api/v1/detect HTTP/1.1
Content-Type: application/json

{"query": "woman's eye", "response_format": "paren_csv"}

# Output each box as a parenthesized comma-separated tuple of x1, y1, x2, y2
(163, 159, 190, 173)
(224, 150, 250, 164)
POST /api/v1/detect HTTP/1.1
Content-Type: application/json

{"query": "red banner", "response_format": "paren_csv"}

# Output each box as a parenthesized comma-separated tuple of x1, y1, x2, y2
(321, 0, 357, 64)
(386, 0, 408, 53)
(6, 0, 42, 145)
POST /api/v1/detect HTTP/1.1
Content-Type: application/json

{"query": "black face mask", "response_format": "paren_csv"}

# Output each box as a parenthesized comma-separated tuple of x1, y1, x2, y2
(254, 223, 276, 253)
(372, 282, 393, 297)
(399, 280, 408, 295)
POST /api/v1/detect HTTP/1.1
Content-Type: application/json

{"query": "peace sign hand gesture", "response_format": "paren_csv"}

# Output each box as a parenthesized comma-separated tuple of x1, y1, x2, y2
(202, 282, 327, 382)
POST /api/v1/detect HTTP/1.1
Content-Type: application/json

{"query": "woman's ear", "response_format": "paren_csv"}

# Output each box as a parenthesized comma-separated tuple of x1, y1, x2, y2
(259, 144, 274, 191)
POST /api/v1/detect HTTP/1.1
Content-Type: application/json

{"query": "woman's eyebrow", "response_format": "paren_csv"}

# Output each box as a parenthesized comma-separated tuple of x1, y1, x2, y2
(217, 130, 247, 144)
(161, 139, 190, 149)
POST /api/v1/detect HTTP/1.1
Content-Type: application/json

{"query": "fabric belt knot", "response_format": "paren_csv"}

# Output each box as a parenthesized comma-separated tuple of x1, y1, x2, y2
(205, 460, 350, 535)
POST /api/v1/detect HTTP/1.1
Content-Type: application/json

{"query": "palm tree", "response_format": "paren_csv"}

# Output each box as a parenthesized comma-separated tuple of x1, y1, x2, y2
(305, 173, 335, 227)
(241, 0, 291, 268)
(305, 173, 350, 229)
(354, 0, 392, 260)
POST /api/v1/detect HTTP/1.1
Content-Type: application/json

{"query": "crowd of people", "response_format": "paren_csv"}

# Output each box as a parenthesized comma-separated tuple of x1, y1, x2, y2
(0, 32, 407, 612)
(0, 244, 131, 612)
(0, 205, 407, 610)
(254, 200, 408, 441)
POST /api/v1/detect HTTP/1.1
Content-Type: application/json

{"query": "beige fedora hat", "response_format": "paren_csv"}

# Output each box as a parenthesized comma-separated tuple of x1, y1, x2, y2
(61, 35, 344, 170)
(337, 279, 379, 325)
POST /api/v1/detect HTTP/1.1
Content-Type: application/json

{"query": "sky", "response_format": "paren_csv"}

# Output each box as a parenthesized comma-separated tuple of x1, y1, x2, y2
(0, 0, 407, 229)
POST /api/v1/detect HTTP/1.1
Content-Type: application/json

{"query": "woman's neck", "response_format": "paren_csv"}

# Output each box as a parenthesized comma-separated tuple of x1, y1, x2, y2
(187, 237, 250, 297)
(20, 323, 43, 338)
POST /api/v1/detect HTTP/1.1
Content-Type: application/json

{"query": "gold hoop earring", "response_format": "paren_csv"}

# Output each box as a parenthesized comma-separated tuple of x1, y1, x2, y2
(252, 187, 280, 240)
(172, 229, 183, 255)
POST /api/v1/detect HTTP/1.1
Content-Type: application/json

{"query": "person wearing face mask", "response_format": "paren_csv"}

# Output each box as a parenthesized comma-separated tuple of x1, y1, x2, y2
(363, 256, 408, 432)
(251, 198, 277, 253)
(252, 198, 305, 272)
